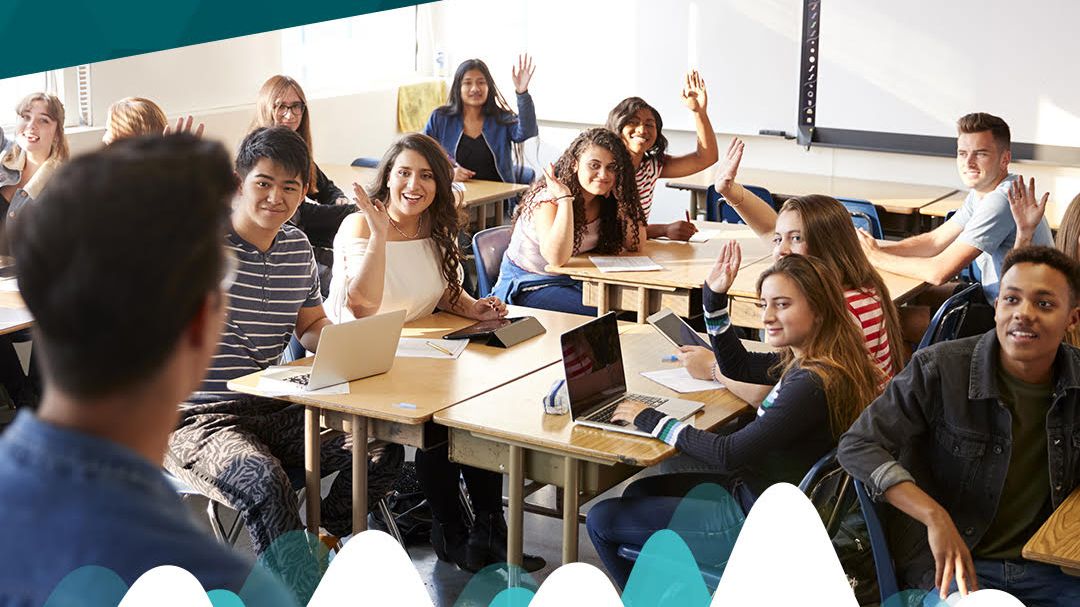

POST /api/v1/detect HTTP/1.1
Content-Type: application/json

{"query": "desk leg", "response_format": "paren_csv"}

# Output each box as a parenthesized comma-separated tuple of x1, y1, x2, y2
(352, 414, 369, 535)
(304, 406, 321, 534)
(690, 191, 705, 220)
(477, 204, 489, 231)
(507, 444, 524, 569)
(596, 283, 609, 317)
(561, 457, 580, 564)
(636, 287, 648, 323)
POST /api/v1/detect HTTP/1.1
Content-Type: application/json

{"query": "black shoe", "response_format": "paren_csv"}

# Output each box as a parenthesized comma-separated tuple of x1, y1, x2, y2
(430, 518, 469, 570)
(464, 511, 546, 573)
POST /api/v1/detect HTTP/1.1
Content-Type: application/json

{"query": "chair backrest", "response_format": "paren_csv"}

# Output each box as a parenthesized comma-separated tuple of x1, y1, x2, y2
(916, 282, 982, 351)
(471, 225, 513, 298)
(705, 184, 777, 224)
(513, 164, 536, 186)
(838, 198, 883, 240)
(351, 157, 380, 168)
(853, 479, 900, 603)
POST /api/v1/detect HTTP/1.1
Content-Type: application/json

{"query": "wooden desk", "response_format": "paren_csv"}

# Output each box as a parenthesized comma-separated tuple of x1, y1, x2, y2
(227, 306, 590, 535)
(435, 323, 751, 566)
(0, 284, 31, 335)
(665, 167, 956, 220)
(920, 190, 1069, 230)
(546, 222, 773, 323)
(1024, 487, 1080, 575)
(726, 256, 927, 329)
(321, 164, 529, 230)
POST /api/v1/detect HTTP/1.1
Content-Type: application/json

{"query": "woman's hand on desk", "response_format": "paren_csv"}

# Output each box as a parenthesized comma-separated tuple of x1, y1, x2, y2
(612, 400, 649, 425)
(677, 346, 715, 380)
(664, 220, 698, 241)
(352, 183, 389, 239)
(705, 240, 741, 294)
(469, 296, 508, 320)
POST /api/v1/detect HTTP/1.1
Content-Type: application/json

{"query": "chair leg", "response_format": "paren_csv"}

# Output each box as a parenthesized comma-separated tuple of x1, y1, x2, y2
(458, 476, 475, 526)
(207, 500, 229, 543)
(377, 497, 407, 548)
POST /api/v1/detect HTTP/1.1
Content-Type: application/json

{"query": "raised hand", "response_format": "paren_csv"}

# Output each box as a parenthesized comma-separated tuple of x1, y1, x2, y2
(511, 53, 536, 94)
(353, 182, 389, 238)
(714, 137, 744, 193)
(542, 163, 572, 202)
(705, 240, 742, 294)
(681, 70, 708, 114)
(1008, 175, 1049, 247)
(163, 115, 205, 138)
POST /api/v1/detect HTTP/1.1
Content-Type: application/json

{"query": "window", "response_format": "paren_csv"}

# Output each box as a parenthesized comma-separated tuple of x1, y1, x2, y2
(0, 68, 88, 130)
(281, 7, 419, 97)
(0, 73, 48, 129)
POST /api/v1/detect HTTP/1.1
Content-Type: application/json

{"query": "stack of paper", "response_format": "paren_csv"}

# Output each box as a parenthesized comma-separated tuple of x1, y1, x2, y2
(640, 367, 723, 393)
(589, 256, 663, 273)
(396, 337, 469, 359)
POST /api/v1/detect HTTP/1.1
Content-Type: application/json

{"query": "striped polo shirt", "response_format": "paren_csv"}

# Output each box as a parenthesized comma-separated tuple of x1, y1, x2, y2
(844, 287, 893, 379)
(635, 155, 663, 221)
(186, 224, 322, 406)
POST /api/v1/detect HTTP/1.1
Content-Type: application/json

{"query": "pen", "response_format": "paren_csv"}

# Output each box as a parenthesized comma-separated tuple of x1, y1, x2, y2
(395, 402, 417, 409)
(685, 210, 691, 223)
(662, 354, 679, 363)
(426, 340, 453, 356)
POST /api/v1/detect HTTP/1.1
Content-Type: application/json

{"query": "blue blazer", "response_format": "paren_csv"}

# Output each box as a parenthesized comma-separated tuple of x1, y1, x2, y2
(423, 92, 538, 184)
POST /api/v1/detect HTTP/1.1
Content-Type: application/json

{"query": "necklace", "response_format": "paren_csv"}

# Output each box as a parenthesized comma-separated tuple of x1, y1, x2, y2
(389, 213, 424, 239)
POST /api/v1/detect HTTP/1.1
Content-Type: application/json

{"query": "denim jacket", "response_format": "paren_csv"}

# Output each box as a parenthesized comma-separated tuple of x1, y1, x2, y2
(0, 134, 61, 255)
(838, 330, 1080, 588)
(423, 92, 538, 184)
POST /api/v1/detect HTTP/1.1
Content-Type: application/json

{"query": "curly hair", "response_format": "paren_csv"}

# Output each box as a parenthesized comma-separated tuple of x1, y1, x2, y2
(366, 133, 466, 308)
(512, 128, 644, 255)
(606, 97, 668, 159)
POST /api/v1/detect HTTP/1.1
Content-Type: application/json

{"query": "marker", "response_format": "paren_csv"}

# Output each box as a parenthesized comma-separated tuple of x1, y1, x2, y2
(426, 341, 453, 356)
(662, 354, 679, 363)
(394, 402, 417, 409)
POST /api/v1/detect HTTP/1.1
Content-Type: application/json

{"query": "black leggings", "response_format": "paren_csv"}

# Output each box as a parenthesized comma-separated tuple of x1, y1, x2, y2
(415, 443, 502, 526)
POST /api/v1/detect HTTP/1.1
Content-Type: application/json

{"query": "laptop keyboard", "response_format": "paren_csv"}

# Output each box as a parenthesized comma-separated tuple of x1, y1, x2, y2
(584, 394, 667, 424)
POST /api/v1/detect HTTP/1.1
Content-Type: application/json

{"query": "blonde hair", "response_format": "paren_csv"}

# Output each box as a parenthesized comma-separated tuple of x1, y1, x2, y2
(250, 75, 317, 195)
(6, 92, 69, 163)
(757, 254, 885, 438)
(106, 97, 168, 141)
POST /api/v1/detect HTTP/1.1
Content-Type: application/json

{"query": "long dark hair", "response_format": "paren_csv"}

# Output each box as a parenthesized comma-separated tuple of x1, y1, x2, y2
(367, 133, 465, 307)
(606, 97, 668, 159)
(513, 128, 644, 255)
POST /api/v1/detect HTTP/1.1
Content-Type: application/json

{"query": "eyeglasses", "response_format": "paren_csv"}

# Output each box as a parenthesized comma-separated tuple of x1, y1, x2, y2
(273, 102, 305, 118)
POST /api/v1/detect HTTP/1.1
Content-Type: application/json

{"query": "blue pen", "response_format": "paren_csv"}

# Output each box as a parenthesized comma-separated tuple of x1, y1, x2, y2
(661, 354, 679, 363)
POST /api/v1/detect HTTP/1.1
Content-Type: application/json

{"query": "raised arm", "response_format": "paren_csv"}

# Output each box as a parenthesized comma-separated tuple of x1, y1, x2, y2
(340, 184, 390, 318)
(659, 70, 719, 178)
(714, 138, 778, 237)
(1007, 175, 1049, 248)
(533, 166, 577, 266)
(510, 53, 539, 142)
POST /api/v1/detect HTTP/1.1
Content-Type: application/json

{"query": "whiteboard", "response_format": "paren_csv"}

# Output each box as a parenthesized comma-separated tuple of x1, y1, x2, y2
(815, 0, 1080, 148)
(433, 0, 802, 137)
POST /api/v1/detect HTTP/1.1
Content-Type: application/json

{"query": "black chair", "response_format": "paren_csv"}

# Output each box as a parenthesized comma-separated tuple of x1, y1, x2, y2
(916, 282, 982, 351)
(471, 226, 512, 298)
(853, 479, 900, 603)
(350, 157, 379, 168)
(705, 184, 777, 223)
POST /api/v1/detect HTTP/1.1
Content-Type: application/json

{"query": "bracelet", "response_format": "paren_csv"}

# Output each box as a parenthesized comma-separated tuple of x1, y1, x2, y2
(551, 194, 574, 203)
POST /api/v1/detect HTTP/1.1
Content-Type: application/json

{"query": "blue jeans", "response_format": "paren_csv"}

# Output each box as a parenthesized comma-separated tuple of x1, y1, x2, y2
(927, 559, 1080, 606)
(586, 473, 749, 589)
(491, 255, 596, 316)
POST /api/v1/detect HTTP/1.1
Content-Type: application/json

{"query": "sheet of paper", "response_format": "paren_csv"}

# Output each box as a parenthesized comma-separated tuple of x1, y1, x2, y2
(0, 279, 19, 293)
(0, 306, 32, 328)
(588, 256, 663, 273)
(641, 366, 723, 394)
(688, 229, 726, 243)
(396, 337, 468, 359)
(255, 366, 351, 396)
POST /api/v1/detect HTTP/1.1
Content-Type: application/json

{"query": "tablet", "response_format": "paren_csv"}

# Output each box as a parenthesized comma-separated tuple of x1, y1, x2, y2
(443, 317, 528, 340)
(646, 309, 711, 349)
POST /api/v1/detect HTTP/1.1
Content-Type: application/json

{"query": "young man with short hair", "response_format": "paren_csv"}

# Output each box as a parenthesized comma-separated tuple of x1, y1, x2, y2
(0, 135, 293, 605)
(858, 113, 1054, 304)
(164, 127, 401, 597)
(839, 246, 1080, 605)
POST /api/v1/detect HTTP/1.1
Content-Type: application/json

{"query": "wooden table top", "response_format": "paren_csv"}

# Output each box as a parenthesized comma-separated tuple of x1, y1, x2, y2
(727, 255, 927, 304)
(545, 222, 773, 290)
(434, 323, 751, 467)
(320, 164, 528, 209)
(0, 285, 31, 335)
(920, 190, 1067, 230)
(665, 168, 956, 215)
(227, 306, 590, 425)
(1024, 487, 1080, 572)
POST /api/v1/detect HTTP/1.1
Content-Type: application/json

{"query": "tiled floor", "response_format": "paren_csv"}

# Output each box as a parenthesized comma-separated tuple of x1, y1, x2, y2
(181, 466, 639, 606)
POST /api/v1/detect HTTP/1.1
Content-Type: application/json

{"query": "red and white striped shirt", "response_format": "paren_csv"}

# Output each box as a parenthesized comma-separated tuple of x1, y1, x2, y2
(635, 155, 663, 221)
(845, 287, 893, 379)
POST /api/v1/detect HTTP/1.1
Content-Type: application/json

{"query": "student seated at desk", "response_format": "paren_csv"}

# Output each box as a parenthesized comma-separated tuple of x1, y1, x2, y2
(100, 96, 204, 144)
(586, 249, 883, 589)
(838, 246, 1080, 605)
(491, 127, 647, 315)
(164, 127, 403, 598)
(0, 135, 294, 605)
(606, 70, 718, 241)
(251, 76, 355, 292)
(325, 132, 547, 573)
(424, 55, 537, 185)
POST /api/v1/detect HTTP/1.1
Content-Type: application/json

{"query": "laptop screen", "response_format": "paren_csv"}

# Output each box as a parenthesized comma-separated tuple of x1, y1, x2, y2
(560, 313, 626, 418)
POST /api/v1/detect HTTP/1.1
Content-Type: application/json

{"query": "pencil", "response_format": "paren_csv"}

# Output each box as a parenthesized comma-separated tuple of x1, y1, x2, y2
(685, 210, 691, 222)
(426, 340, 454, 356)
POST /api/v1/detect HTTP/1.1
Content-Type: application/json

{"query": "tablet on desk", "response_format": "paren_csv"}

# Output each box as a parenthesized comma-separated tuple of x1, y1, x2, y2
(646, 309, 711, 349)
(443, 317, 528, 340)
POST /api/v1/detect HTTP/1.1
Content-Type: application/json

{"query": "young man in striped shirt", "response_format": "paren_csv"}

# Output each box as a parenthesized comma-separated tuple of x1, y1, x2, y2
(164, 127, 402, 599)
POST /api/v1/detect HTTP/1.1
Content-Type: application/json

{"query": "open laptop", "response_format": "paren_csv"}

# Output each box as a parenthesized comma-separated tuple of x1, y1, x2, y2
(262, 309, 407, 391)
(561, 312, 703, 437)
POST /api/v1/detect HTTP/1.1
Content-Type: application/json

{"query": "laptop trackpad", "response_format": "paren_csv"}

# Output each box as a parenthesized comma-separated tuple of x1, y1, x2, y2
(657, 399, 703, 421)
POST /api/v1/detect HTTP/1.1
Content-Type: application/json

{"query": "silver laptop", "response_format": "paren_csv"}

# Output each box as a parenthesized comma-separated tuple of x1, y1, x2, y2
(561, 312, 703, 437)
(262, 309, 407, 391)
